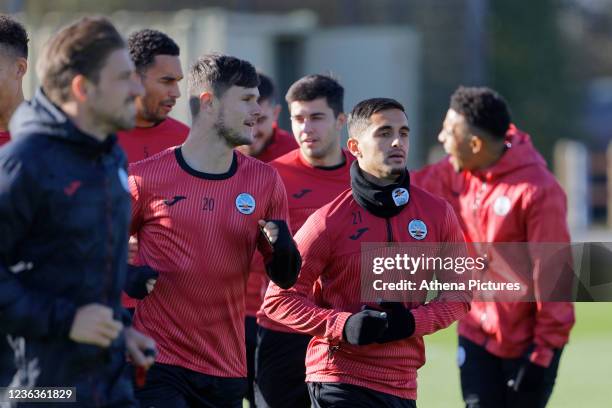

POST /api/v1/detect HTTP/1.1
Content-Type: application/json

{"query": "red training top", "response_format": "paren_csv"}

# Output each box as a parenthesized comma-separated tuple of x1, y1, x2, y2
(118, 117, 189, 309)
(117, 117, 189, 163)
(411, 125, 575, 367)
(262, 186, 470, 400)
(255, 149, 354, 331)
(130, 147, 289, 377)
(244, 127, 297, 317)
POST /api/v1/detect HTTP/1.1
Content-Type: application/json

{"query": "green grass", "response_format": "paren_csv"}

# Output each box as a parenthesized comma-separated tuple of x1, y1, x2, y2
(418, 303, 612, 407)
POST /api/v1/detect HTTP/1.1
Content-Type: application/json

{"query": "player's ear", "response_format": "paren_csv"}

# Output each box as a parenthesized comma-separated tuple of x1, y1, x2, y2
(70, 74, 90, 103)
(347, 136, 361, 158)
(335, 112, 347, 131)
(15, 57, 27, 79)
(199, 91, 214, 111)
(470, 135, 483, 154)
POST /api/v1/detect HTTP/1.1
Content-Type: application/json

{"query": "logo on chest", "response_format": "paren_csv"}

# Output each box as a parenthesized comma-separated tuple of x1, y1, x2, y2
(236, 193, 256, 215)
(163, 195, 187, 206)
(293, 189, 312, 199)
(493, 196, 511, 216)
(392, 188, 409, 206)
(408, 219, 427, 240)
(63, 180, 82, 197)
(349, 227, 369, 240)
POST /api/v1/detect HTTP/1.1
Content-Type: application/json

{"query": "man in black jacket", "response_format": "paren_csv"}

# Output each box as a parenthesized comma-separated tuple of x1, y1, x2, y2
(0, 17, 154, 407)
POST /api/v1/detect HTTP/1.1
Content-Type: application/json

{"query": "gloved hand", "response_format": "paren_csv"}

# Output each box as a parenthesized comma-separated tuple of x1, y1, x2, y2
(366, 301, 415, 344)
(259, 219, 301, 289)
(507, 355, 547, 392)
(342, 309, 388, 345)
(124, 265, 158, 299)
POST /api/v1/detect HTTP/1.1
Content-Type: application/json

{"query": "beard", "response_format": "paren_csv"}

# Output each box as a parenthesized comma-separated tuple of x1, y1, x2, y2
(97, 105, 136, 133)
(140, 106, 166, 125)
(140, 98, 175, 125)
(213, 110, 252, 148)
(91, 87, 136, 133)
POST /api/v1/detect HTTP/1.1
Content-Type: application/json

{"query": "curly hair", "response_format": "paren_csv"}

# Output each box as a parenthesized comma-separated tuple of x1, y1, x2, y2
(450, 86, 511, 140)
(127, 29, 179, 72)
(0, 14, 28, 58)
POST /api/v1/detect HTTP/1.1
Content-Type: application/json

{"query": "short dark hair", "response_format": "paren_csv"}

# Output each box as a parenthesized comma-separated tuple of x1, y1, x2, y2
(257, 72, 276, 104)
(450, 86, 511, 140)
(285, 74, 344, 117)
(188, 53, 259, 116)
(0, 14, 28, 59)
(128, 29, 179, 73)
(347, 97, 406, 138)
(38, 17, 125, 104)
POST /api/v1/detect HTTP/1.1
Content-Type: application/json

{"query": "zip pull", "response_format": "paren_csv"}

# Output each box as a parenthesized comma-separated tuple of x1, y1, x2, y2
(472, 181, 488, 213)
(385, 218, 394, 243)
(327, 344, 340, 360)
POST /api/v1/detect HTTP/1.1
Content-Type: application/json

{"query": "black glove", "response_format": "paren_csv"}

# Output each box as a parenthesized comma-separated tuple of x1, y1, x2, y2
(124, 265, 158, 299)
(507, 358, 547, 392)
(342, 309, 388, 345)
(372, 302, 416, 344)
(261, 220, 301, 289)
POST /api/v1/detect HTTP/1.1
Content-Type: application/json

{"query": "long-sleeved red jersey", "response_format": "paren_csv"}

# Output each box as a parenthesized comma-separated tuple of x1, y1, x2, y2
(411, 125, 575, 367)
(243, 128, 298, 317)
(262, 185, 470, 400)
(119, 117, 190, 309)
(129, 147, 289, 378)
(255, 149, 354, 330)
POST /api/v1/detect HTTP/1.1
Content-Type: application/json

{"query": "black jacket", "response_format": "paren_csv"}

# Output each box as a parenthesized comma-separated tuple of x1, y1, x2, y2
(0, 89, 135, 406)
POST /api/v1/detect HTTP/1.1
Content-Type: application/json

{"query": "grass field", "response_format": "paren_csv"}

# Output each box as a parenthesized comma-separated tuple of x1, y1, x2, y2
(418, 303, 612, 407)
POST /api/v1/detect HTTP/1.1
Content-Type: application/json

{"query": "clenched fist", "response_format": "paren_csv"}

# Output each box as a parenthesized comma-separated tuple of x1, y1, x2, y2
(69, 304, 123, 348)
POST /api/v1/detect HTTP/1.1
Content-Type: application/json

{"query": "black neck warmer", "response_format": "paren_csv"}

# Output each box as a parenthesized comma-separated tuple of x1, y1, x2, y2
(350, 161, 411, 218)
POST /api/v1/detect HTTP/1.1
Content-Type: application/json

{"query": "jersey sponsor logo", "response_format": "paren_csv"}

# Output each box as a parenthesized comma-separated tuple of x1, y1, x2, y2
(163, 195, 187, 206)
(292, 189, 312, 199)
(349, 227, 369, 240)
(63, 180, 82, 197)
(493, 195, 511, 216)
(408, 219, 427, 240)
(118, 168, 130, 192)
(392, 187, 409, 206)
(236, 193, 256, 215)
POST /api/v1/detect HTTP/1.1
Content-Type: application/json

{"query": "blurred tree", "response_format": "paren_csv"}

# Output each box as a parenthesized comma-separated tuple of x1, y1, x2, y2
(488, 0, 582, 163)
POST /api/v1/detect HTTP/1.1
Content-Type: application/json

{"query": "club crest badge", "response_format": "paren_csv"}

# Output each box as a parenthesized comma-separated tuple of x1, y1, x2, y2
(118, 168, 129, 192)
(408, 219, 427, 240)
(236, 193, 256, 215)
(493, 196, 511, 216)
(392, 188, 409, 207)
